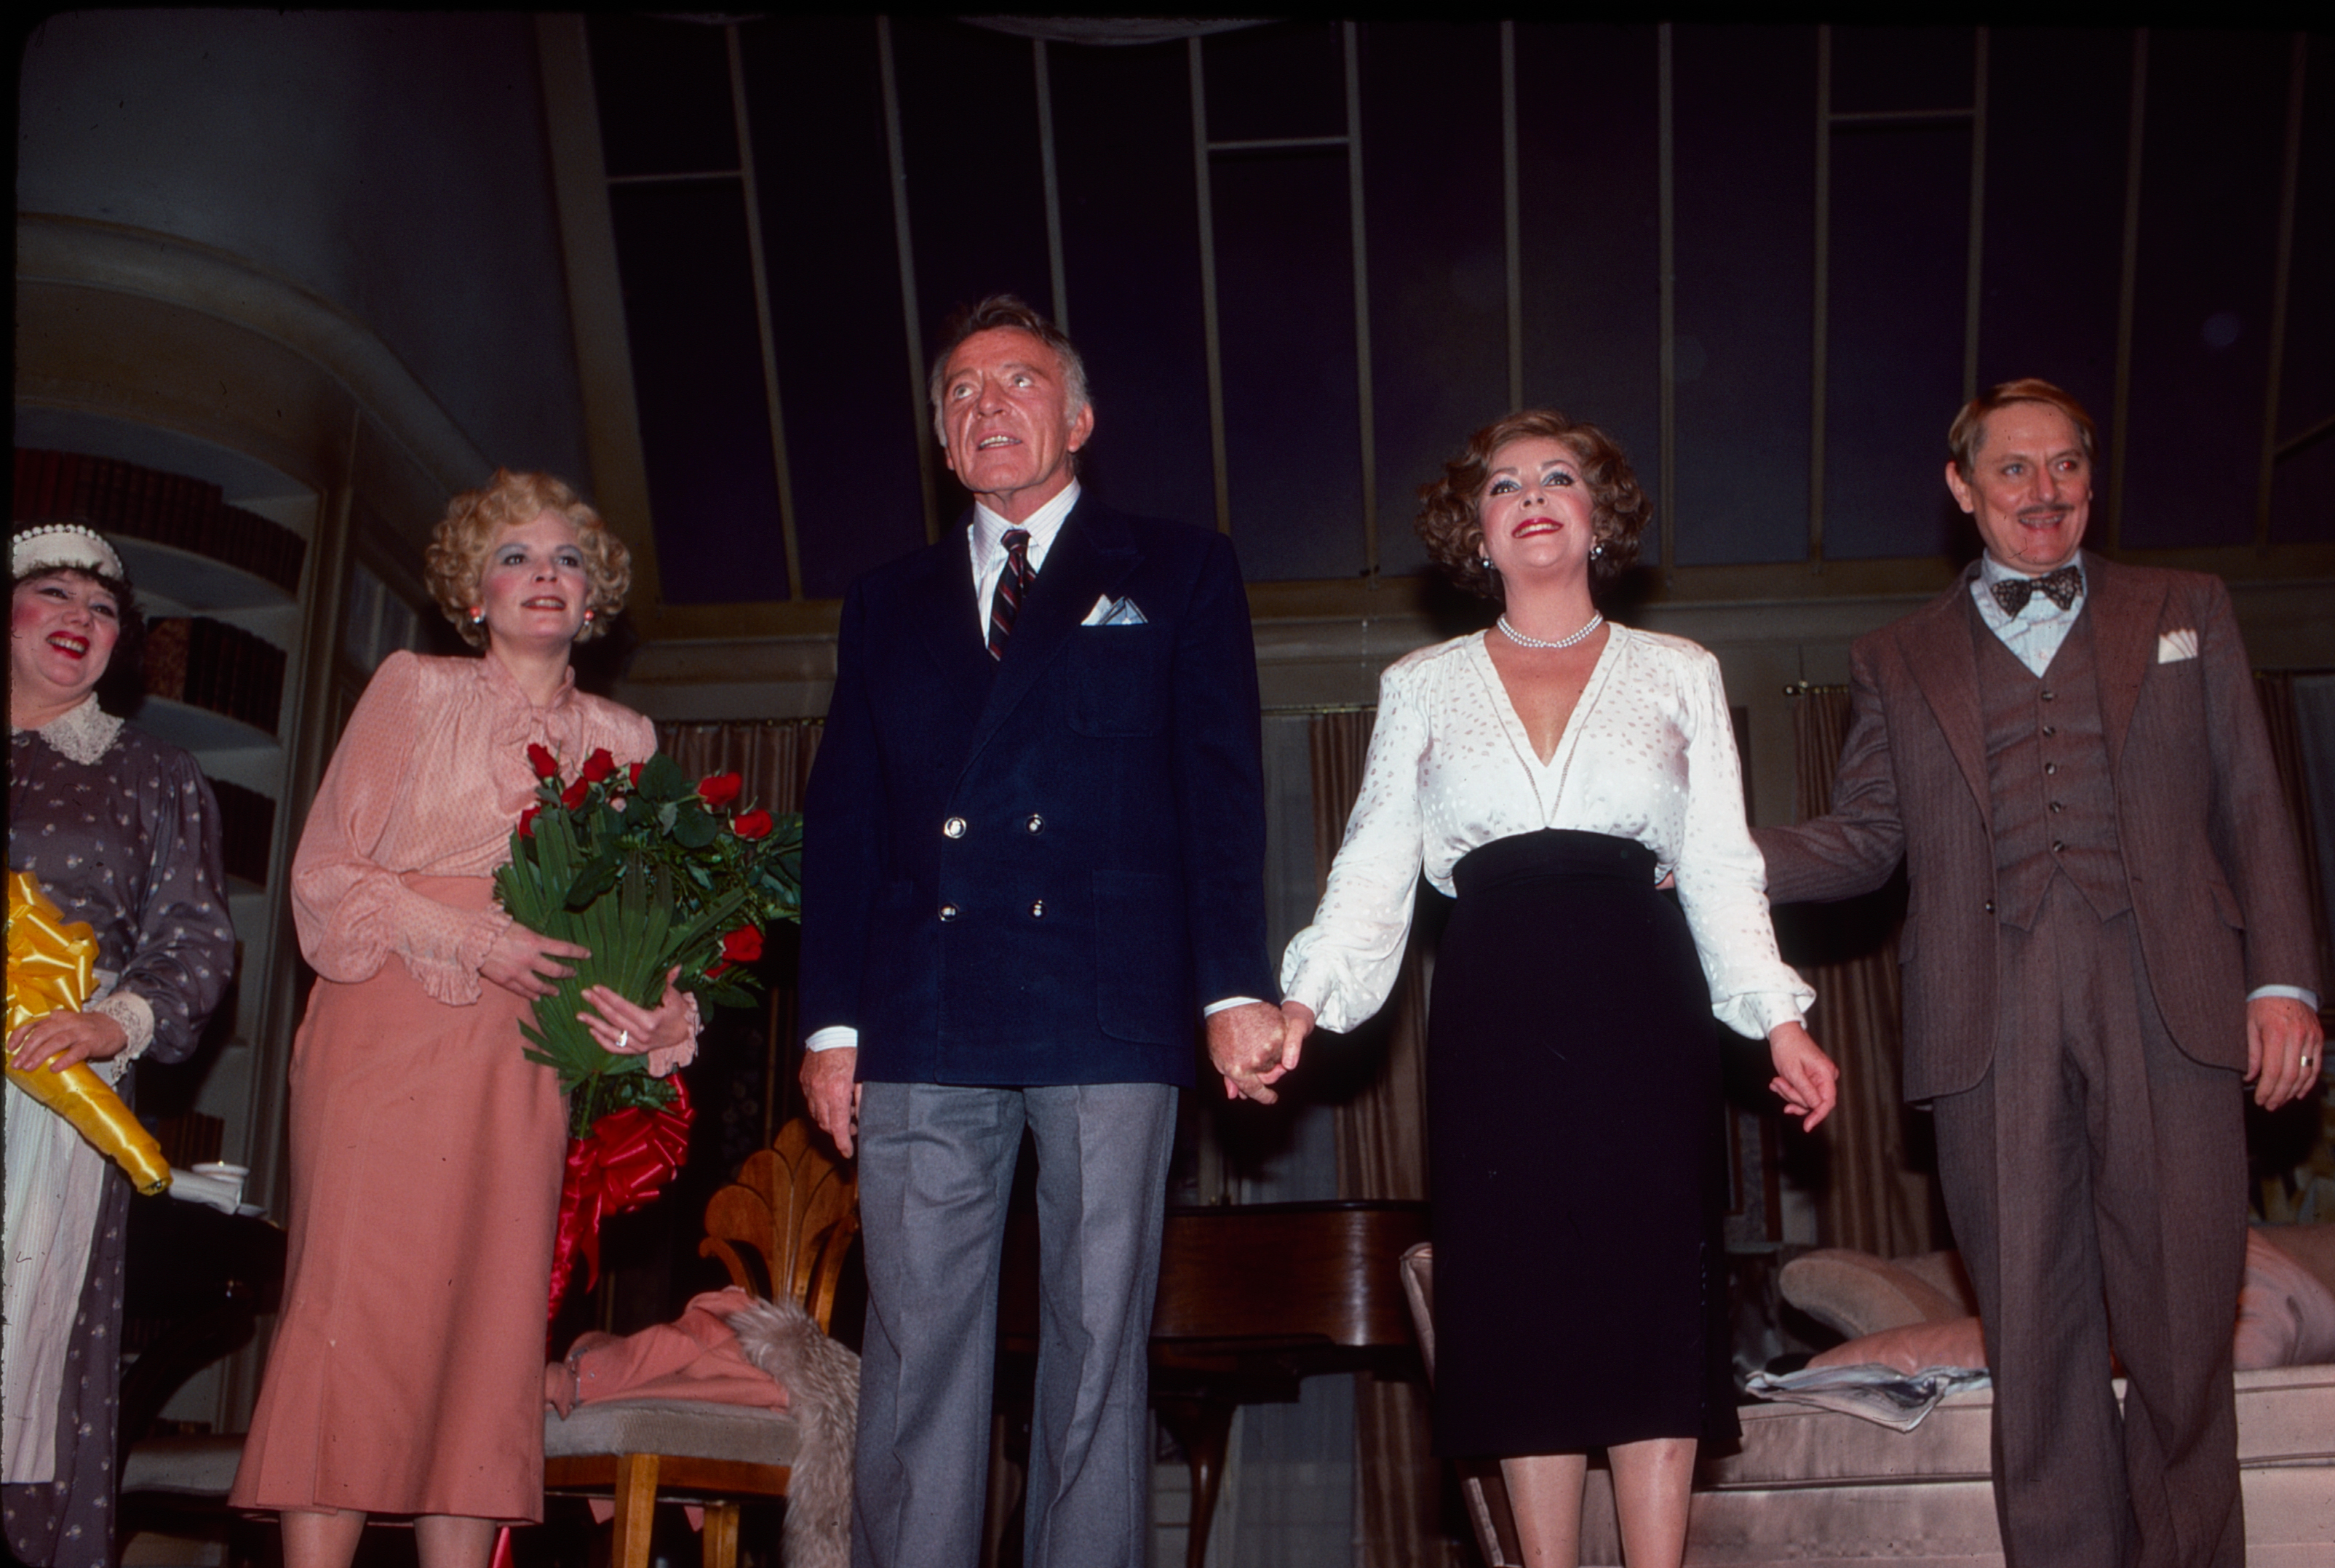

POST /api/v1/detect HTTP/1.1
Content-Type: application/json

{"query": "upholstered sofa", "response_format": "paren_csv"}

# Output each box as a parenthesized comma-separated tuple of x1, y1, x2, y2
(1403, 1226, 2335, 1567)
(1687, 1223, 2335, 1567)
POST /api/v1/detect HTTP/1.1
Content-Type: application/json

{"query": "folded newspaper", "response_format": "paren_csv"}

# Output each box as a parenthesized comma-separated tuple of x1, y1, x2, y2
(1743, 1364, 1992, 1432)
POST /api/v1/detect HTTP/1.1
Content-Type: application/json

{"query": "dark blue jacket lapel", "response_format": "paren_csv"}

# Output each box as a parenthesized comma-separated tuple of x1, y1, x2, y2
(907, 522, 991, 725)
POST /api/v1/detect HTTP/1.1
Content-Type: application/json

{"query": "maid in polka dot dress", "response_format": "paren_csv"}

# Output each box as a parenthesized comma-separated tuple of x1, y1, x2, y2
(7, 522, 234, 1568)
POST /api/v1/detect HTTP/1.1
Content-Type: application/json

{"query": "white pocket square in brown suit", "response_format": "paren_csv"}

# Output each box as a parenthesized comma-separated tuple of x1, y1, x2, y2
(2157, 629, 2199, 663)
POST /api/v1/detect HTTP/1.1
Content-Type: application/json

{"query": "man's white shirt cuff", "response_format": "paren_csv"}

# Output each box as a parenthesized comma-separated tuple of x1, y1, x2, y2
(2250, 985, 2320, 1011)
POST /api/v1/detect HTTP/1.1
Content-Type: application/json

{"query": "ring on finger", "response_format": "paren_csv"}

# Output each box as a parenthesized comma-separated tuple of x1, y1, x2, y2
(616, 1030, 630, 1052)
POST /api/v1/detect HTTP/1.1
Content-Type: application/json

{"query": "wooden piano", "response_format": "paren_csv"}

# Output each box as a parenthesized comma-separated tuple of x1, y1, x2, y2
(996, 1198, 1431, 1568)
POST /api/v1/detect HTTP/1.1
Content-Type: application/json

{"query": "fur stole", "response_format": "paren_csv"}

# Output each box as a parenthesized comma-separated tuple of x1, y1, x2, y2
(728, 1294, 859, 1568)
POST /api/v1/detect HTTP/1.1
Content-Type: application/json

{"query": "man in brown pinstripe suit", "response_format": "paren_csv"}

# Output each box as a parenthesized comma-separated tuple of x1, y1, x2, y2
(1754, 380, 2323, 1567)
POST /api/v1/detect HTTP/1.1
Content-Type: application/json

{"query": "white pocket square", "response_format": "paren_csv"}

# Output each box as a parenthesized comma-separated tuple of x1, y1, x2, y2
(1082, 594, 1147, 626)
(2157, 629, 2199, 663)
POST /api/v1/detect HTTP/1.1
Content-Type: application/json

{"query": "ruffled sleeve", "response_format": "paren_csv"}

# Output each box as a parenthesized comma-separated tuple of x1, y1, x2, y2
(290, 652, 512, 1002)
(1279, 661, 1431, 1033)
(1668, 647, 1814, 1039)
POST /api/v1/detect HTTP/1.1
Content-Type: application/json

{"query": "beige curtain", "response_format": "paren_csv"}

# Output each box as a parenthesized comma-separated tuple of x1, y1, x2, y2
(1310, 710, 1457, 1568)
(1787, 688, 1940, 1259)
(653, 717, 824, 816)
(654, 718, 823, 1135)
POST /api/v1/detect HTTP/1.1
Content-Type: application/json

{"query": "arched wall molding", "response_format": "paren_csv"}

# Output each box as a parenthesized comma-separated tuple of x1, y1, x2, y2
(17, 212, 489, 525)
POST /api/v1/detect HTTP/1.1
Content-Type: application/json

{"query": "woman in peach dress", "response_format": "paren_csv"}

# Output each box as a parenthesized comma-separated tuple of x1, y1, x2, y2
(233, 472, 701, 1568)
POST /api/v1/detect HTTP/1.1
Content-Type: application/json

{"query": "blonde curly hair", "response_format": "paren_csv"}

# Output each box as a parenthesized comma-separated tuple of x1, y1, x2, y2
(423, 470, 630, 648)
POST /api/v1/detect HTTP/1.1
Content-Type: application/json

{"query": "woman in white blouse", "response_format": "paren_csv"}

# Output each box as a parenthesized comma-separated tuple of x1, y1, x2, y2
(1279, 411, 1838, 1567)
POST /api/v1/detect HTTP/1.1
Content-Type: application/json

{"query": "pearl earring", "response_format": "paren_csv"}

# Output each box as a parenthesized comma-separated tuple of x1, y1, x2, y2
(469, 608, 485, 625)
(1590, 544, 1604, 559)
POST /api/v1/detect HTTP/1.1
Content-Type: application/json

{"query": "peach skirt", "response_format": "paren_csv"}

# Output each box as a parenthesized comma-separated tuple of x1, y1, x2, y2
(232, 877, 565, 1522)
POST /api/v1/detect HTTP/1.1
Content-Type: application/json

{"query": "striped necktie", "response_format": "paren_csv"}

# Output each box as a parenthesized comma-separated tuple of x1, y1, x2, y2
(987, 528, 1034, 661)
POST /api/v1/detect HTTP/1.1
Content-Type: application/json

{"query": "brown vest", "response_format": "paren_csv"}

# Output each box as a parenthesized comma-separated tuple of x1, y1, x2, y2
(1974, 599, 2130, 929)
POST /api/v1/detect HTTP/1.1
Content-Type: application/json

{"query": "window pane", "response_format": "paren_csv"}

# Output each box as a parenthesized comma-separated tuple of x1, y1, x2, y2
(893, 17, 1054, 341)
(1831, 25, 1976, 116)
(2270, 42, 2335, 546)
(1214, 147, 1364, 581)
(1205, 22, 1345, 144)
(1976, 28, 2129, 426)
(1360, 20, 1507, 578)
(1051, 39, 1217, 533)
(589, 15, 738, 178)
(2123, 31, 2290, 549)
(1824, 122, 1970, 561)
(740, 16, 928, 595)
(608, 181, 789, 603)
(1671, 25, 1817, 566)
(1516, 23, 1663, 559)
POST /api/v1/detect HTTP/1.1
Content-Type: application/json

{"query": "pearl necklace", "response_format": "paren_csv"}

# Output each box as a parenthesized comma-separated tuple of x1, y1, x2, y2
(1498, 612, 1603, 650)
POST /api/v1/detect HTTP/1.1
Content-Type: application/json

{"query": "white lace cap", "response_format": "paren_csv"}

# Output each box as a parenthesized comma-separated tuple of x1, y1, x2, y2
(12, 523, 126, 581)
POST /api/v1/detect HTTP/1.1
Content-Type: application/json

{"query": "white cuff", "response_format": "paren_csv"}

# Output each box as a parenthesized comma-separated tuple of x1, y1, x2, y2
(805, 1025, 859, 1053)
(1203, 996, 1266, 1017)
(88, 992, 156, 1061)
(2250, 984, 2320, 1011)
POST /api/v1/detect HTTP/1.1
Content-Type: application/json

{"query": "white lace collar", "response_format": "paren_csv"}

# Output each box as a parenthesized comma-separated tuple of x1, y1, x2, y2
(13, 693, 125, 765)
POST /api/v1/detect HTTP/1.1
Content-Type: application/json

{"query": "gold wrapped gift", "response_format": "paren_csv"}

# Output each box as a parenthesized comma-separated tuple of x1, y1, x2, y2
(6, 869, 172, 1195)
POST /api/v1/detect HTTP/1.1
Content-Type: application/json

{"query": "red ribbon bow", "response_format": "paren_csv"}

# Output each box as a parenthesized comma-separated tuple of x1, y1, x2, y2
(547, 1078, 693, 1320)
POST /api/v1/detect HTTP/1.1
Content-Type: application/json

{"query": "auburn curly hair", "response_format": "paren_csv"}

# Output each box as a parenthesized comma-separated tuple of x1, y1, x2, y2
(1415, 410, 1651, 602)
(423, 470, 630, 648)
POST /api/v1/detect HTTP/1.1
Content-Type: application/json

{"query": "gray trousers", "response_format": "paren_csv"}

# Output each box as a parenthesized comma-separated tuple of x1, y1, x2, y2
(851, 1081, 1177, 1568)
(1932, 875, 2248, 1568)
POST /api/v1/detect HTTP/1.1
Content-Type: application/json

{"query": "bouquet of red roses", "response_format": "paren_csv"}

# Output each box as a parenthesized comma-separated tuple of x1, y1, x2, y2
(495, 745, 800, 1313)
(497, 744, 800, 1131)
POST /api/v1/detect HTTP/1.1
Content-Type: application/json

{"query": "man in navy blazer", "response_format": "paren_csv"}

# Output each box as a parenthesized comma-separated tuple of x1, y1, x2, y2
(799, 295, 1291, 1568)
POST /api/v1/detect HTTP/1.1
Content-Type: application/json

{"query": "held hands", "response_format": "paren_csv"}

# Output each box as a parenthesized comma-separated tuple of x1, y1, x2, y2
(800, 1046, 862, 1158)
(1208, 1000, 1302, 1104)
(1767, 1021, 1840, 1131)
(2245, 995, 2324, 1112)
(482, 922, 591, 1000)
(7, 1009, 130, 1075)
(578, 966, 697, 1076)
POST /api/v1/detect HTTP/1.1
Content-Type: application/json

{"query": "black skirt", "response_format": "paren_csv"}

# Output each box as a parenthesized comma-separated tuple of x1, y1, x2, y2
(1427, 829, 1738, 1457)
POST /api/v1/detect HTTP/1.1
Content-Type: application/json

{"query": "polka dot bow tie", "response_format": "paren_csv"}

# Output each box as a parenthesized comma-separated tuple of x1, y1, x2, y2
(1991, 564, 2084, 616)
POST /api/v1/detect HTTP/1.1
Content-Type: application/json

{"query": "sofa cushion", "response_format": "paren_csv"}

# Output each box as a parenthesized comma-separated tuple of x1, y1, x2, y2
(1807, 1316, 1987, 1375)
(2236, 1229, 2335, 1372)
(1717, 1364, 2335, 1492)
(1780, 1249, 1969, 1339)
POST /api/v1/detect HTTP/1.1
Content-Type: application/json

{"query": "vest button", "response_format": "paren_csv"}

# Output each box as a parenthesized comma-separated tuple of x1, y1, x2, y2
(2052, 841, 2065, 853)
(2042, 725, 2056, 737)
(939, 903, 959, 921)
(2050, 801, 2065, 813)
(2045, 763, 2058, 774)
(2041, 690, 2056, 701)
(1984, 900, 1995, 912)
(943, 816, 967, 839)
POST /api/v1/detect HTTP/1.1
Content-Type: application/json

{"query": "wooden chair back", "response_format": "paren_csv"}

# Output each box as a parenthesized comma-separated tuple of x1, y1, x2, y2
(546, 1118, 859, 1568)
(699, 1116, 859, 1330)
